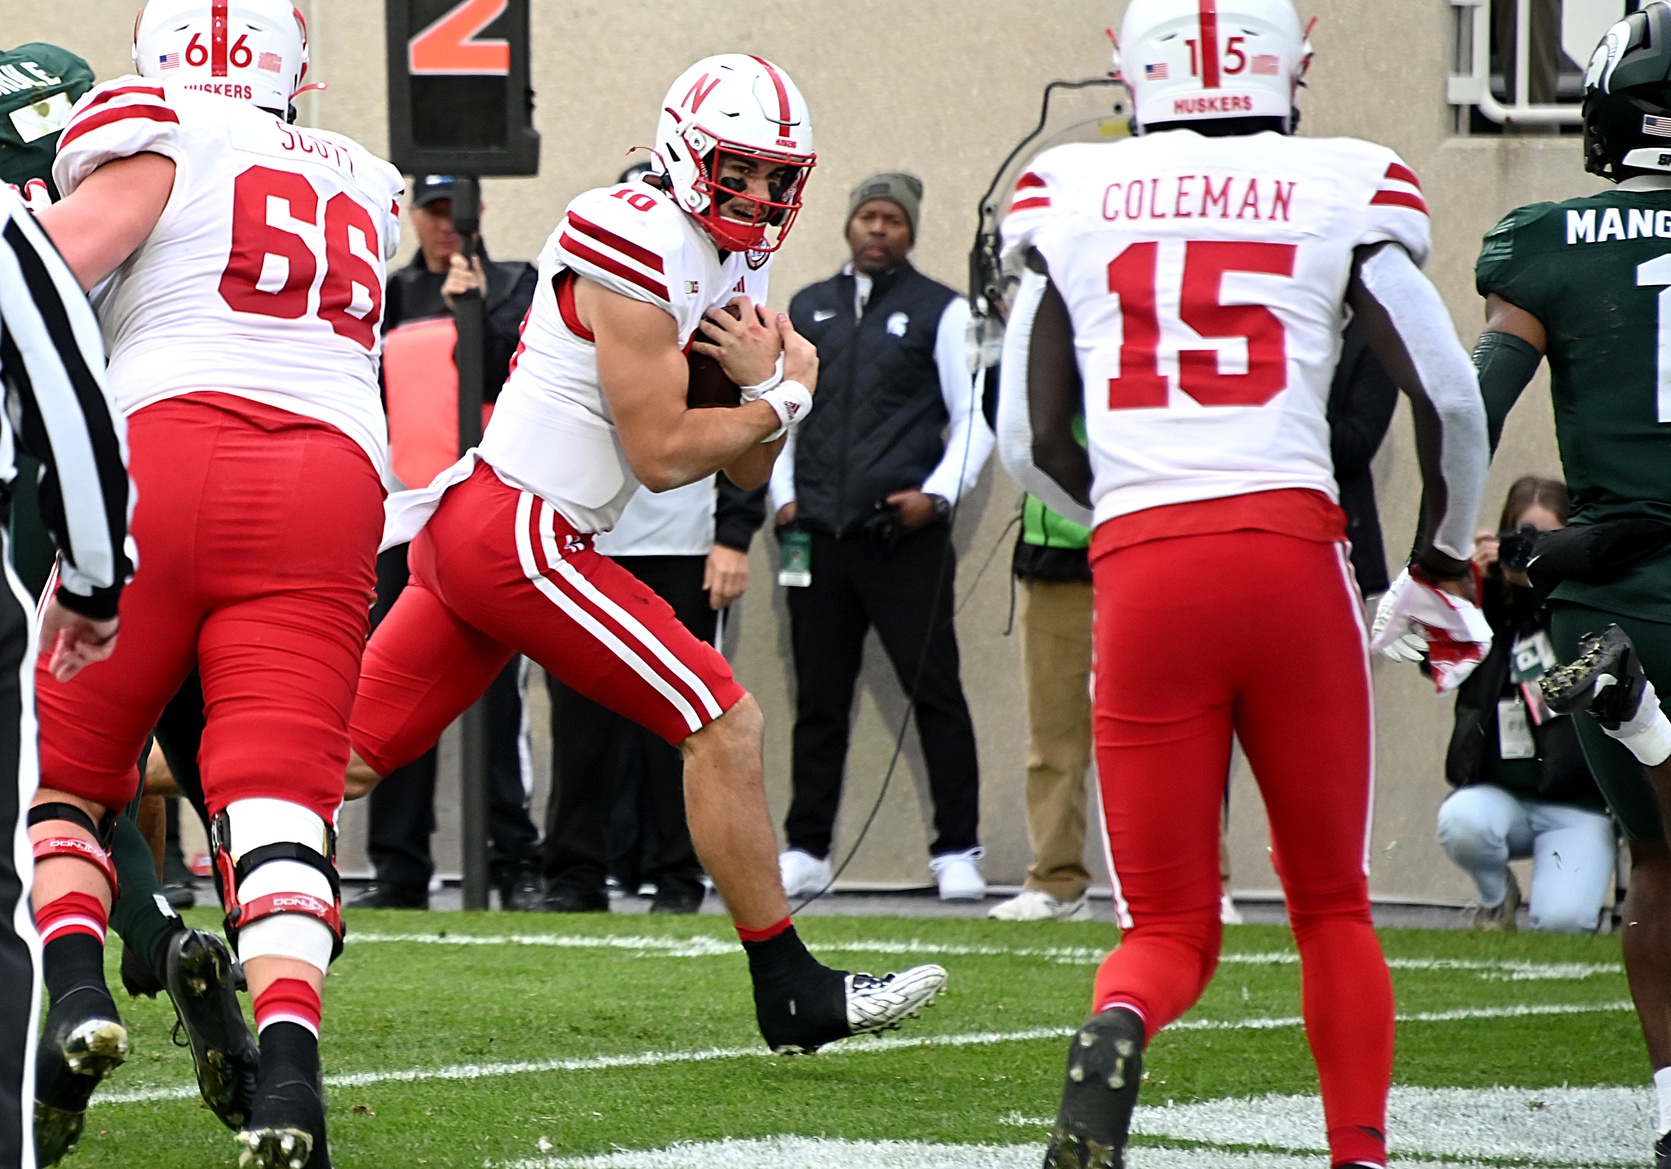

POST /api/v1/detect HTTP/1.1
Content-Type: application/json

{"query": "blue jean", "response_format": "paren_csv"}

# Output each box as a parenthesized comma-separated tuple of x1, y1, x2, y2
(1437, 785, 1617, 933)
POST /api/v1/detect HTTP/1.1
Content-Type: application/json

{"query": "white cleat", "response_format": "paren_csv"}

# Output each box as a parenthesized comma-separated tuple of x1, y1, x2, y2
(779, 849, 833, 899)
(989, 889, 1092, 922)
(1220, 893, 1244, 926)
(845, 964, 948, 1038)
(930, 848, 987, 902)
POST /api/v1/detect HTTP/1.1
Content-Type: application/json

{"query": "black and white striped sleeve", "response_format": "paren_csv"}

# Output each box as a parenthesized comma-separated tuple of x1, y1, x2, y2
(0, 188, 132, 620)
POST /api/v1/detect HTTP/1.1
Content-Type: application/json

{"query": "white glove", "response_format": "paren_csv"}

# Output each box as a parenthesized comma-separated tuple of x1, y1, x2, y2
(1370, 571, 1430, 662)
(1370, 568, 1494, 694)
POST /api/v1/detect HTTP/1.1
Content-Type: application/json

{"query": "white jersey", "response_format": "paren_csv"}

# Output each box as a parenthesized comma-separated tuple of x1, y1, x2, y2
(54, 77, 403, 471)
(1001, 130, 1429, 529)
(479, 181, 770, 534)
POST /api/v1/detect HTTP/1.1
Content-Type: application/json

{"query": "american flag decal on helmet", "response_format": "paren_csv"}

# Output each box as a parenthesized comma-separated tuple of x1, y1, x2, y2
(258, 52, 284, 74)
(158, 52, 180, 70)
(1252, 55, 1280, 75)
(1645, 114, 1671, 139)
(1145, 62, 1169, 80)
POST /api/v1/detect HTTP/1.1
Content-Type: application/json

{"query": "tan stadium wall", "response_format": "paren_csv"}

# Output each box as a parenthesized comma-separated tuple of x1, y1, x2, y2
(0, 1, 1612, 904)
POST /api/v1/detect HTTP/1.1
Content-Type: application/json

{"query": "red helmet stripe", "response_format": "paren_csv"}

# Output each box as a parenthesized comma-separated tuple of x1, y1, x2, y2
(749, 56, 794, 138)
(1199, 0, 1221, 89)
(212, 0, 230, 77)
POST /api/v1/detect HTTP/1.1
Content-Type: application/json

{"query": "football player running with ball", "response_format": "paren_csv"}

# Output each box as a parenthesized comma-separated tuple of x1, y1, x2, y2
(29, 2, 403, 1165)
(998, 3, 1489, 1167)
(1474, 7, 1671, 1165)
(344, 55, 946, 1055)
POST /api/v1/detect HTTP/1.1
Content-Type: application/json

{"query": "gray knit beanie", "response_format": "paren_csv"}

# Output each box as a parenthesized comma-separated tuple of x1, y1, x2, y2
(847, 172, 924, 240)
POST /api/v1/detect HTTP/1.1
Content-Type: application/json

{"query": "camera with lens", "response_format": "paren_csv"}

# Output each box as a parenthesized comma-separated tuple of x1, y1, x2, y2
(1497, 523, 1540, 573)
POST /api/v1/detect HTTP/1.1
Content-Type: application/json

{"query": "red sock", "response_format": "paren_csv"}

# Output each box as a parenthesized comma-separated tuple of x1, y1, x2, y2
(736, 916, 792, 944)
(35, 891, 107, 945)
(253, 978, 322, 1037)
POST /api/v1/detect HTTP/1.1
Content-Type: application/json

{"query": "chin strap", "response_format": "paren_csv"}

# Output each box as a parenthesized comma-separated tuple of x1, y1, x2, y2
(211, 812, 345, 963)
(28, 802, 118, 896)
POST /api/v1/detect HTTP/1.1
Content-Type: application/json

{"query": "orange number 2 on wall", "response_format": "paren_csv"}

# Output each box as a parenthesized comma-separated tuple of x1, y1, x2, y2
(409, 0, 511, 76)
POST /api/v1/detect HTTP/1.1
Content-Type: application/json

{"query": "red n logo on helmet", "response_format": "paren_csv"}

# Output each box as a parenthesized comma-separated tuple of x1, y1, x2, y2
(684, 74, 722, 112)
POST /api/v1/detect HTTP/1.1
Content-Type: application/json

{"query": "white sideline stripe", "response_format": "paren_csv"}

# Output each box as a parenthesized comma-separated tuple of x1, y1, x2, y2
(341, 932, 1622, 980)
(489, 1137, 1590, 1169)
(90, 1001, 1632, 1109)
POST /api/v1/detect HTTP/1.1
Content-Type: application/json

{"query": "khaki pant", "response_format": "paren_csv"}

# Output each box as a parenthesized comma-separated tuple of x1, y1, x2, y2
(1017, 578, 1095, 899)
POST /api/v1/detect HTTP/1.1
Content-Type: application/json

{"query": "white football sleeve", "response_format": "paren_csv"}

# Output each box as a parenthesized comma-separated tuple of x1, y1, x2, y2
(53, 77, 189, 198)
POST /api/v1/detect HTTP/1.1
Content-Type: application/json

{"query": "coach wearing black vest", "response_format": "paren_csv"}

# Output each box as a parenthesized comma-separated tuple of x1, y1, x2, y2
(771, 173, 994, 903)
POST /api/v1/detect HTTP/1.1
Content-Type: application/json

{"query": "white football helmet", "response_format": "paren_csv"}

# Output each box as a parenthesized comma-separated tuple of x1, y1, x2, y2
(653, 54, 816, 254)
(1117, 0, 1312, 133)
(134, 0, 309, 119)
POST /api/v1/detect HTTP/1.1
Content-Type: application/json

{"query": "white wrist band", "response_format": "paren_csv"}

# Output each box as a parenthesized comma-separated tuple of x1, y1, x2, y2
(760, 380, 812, 442)
(739, 355, 786, 404)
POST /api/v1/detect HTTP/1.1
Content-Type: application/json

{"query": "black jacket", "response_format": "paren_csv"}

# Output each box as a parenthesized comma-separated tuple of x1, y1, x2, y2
(714, 477, 768, 553)
(383, 244, 537, 402)
(787, 262, 959, 537)
(1446, 580, 1607, 809)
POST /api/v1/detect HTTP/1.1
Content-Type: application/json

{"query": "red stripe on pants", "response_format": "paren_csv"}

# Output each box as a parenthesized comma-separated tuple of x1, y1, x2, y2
(521, 497, 717, 725)
(350, 462, 744, 776)
(1089, 528, 1391, 1168)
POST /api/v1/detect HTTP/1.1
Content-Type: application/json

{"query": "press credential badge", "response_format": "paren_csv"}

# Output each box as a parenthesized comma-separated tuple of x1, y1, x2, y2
(779, 529, 812, 588)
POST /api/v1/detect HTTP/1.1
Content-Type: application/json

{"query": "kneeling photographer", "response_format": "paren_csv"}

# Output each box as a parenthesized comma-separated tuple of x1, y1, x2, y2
(1437, 476, 1616, 932)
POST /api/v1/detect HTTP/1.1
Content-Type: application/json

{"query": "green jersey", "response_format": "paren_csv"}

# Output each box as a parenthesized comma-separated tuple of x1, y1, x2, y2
(0, 44, 94, 203)
(1477, 186, 1671, 622)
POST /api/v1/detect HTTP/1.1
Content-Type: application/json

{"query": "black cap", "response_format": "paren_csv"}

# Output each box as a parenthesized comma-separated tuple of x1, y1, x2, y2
(412, 174, 459, 208)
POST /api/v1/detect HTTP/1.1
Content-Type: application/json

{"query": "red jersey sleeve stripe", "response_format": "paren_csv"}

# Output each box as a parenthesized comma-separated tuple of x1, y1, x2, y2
(1383, 162, 1423, 190)
(81, 84, 169, 113)
(566, 212, 666, 274)
(559, 234, 670, 302)
(1010, 196, 1052, 212)
(1370, 189, 1428, 215)
(59, 104, 180, 150)
(1016, 172, 1048, 191)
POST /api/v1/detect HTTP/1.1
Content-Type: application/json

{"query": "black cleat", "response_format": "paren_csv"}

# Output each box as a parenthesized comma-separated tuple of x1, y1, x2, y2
(649, 877, 705, 915)
(1656, 1130, 1669, 1169)
(33, 993, 128, 1166)
(238, 1064, 329, 1168)
(167, 927, 260, 1131)
(540, 881, 609, 914)
(162, 880, 197, 910)
(1042, 1008, 1145, 1169)
(760, 964, 947, 1055)
(1539, 624, 1649, 728)
(497, 866, 545, 912)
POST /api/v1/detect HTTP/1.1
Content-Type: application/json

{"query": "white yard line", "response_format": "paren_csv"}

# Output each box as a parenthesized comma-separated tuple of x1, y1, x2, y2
(345, 932, 1621, 981)
(92, 1001, 1633, 1108)
(489, 1129, 1628, 1169)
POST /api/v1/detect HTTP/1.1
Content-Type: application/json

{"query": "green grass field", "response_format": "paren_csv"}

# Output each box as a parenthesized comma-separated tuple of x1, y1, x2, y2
(60, 909, 1644, 1168)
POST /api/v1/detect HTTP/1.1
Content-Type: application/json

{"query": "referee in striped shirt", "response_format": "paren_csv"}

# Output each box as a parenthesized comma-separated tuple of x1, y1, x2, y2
(0, 184, 131, 1169)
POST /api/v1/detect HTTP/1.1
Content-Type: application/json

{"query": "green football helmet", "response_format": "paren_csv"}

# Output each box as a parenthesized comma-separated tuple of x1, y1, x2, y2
(1583, 1, 1671, 181)
(0, 43, 95, 209)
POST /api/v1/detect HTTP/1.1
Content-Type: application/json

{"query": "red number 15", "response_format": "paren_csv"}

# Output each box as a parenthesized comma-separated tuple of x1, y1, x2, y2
(218, 166, 384, 350)
(1104, 239, 1296, 410)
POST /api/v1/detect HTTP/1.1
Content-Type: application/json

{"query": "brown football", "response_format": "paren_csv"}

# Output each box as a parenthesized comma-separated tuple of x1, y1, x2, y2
(686, 302, 743, 409)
